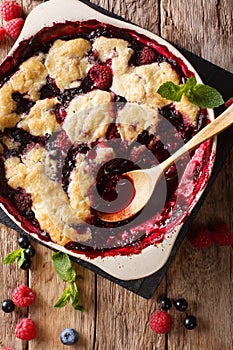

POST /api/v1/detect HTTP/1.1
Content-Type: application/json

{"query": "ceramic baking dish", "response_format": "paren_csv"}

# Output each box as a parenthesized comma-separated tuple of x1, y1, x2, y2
(0, 0, 216, 280)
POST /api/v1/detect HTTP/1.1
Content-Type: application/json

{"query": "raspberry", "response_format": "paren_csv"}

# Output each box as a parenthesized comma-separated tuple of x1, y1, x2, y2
(0, 0, 22, 21)
(12, 285, 35, 307)
(140, 46, 157, 65)
(15, 318, 36, 341)
(5, 17, 24, 40)
(89, 64, 113, 90)
(212, 223, 233, 246)
(150, 310, 172, 334)
(189, 227, 212, 249)
(0, 26, 6, 40)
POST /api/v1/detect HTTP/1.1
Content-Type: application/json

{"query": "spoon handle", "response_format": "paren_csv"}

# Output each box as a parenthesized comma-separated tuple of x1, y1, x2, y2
(160, 103, 233, 172)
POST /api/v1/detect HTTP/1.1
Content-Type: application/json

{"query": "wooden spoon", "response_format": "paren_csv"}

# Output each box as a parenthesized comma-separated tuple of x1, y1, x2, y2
(98, 104, 233, 222)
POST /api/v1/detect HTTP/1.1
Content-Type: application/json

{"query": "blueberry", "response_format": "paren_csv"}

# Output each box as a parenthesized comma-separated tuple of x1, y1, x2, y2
(174, 298, 188, 312)
(160, 297, 172, 311)
(2, 299, 15, 313)
(60, 328, 79, 345)
(18, 235, 30, 249)
(20, 258, 32, 270)
(24, 245, 36, 258)
(183, 315, 197, 330)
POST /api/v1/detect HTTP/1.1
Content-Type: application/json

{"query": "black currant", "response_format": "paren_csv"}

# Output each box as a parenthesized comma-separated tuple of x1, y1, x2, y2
(24, 245, 36, 258)
(174, 298, 188, 312)
(2, 299, 15, 313)
(160, 297, 172, 311)
(20, 258, 32, 270)
(183, 315, 197, 330)
(18, 235, 30, 249)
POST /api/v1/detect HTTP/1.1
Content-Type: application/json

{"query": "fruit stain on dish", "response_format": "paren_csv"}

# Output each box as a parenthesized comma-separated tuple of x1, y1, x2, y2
(0, 20, 215, 259)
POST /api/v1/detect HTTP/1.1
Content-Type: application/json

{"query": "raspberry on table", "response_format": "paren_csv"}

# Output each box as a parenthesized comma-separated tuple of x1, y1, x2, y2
(15, 318, 36, 341)
(0, 0, 22, 21)
(89, 64, 113, 90)
(189, 227, 212, 249)
(5, 17, 24, 40)
(211, 223, 233, 246)
(12, 285, 35, 307)
(149, 310, 172, 334)
(0, 26, 6, 40)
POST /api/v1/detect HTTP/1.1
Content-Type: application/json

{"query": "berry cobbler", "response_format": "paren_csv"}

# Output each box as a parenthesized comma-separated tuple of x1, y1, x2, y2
(0, 21, 213, 258)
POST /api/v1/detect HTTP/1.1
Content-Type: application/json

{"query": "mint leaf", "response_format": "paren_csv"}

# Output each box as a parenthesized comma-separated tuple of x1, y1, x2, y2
(17, 250, 26, 268)
(183, 76, 197, 90)
(54, 285, 72, 308)
(3, 248, 24, 264)
(157, 81, 183, 102)
(70, 282, 84, 312)
(52, 252, 76, 283)
(157, 77, 224, 108)
(186, 84, 224, 108)
(52, 252, 83, 311)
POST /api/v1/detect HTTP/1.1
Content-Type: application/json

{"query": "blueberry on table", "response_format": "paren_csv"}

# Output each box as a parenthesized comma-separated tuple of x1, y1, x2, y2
(174, 298, 188, 312)
(2, 299, 15, 313)
(20, 258, 32, 270)
(183, 315, 197, 330)
(18, 235, 30, 249)
(160, 297, 172, 311)
(60, 328, 79, 345)
(24, 245, 36, 258)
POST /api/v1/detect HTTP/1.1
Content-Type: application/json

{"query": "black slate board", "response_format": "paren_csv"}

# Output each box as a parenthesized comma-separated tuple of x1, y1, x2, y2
(1, 0, 233, 299)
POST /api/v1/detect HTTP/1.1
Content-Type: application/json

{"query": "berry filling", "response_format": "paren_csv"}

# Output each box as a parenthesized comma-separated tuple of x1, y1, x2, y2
(0, 20, 214, 258)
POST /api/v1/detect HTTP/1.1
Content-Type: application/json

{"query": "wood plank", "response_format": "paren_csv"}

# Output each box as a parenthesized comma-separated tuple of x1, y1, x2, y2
(161, 1, 233, 349)
(28, 244, 96, 350)
(0, 225, 27, 350)
(160, 0, 233, 72)
(94, 277, 166, 350)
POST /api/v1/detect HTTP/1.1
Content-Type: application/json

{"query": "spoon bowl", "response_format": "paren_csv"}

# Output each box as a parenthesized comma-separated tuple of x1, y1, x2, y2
(98, 103, 233, 222)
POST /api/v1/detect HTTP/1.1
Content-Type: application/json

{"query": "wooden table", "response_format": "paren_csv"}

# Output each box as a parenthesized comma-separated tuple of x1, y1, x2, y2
(0, 1, 232, 349)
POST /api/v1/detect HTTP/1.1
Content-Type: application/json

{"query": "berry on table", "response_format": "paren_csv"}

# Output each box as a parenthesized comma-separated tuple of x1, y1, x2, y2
(60, 328, 79, 346)
(211, 223, 233, 246)
(12, 285, 35, 307)
(24, 245, 36, 258)
(159, 296, 172, 311)
(5, 17, 24, 40)
(149, 310, 172, 334)
(0, 26, 6, 40)
(189, 227, 212, 249)
(15, 318, 36, 340)
(18, 235, 30, 248)
(183, 315, 197, 330)
(1, 299, 15, 313)
(0, 1, 22, 21)
(174, 298, 188, 312)
(20, 257, 32, 270)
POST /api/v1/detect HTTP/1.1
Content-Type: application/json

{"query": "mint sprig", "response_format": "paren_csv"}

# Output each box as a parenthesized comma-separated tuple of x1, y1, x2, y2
(52, 252, 84, 311)
(4, 248, 27, 269)
(157, 77, 224, 108)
